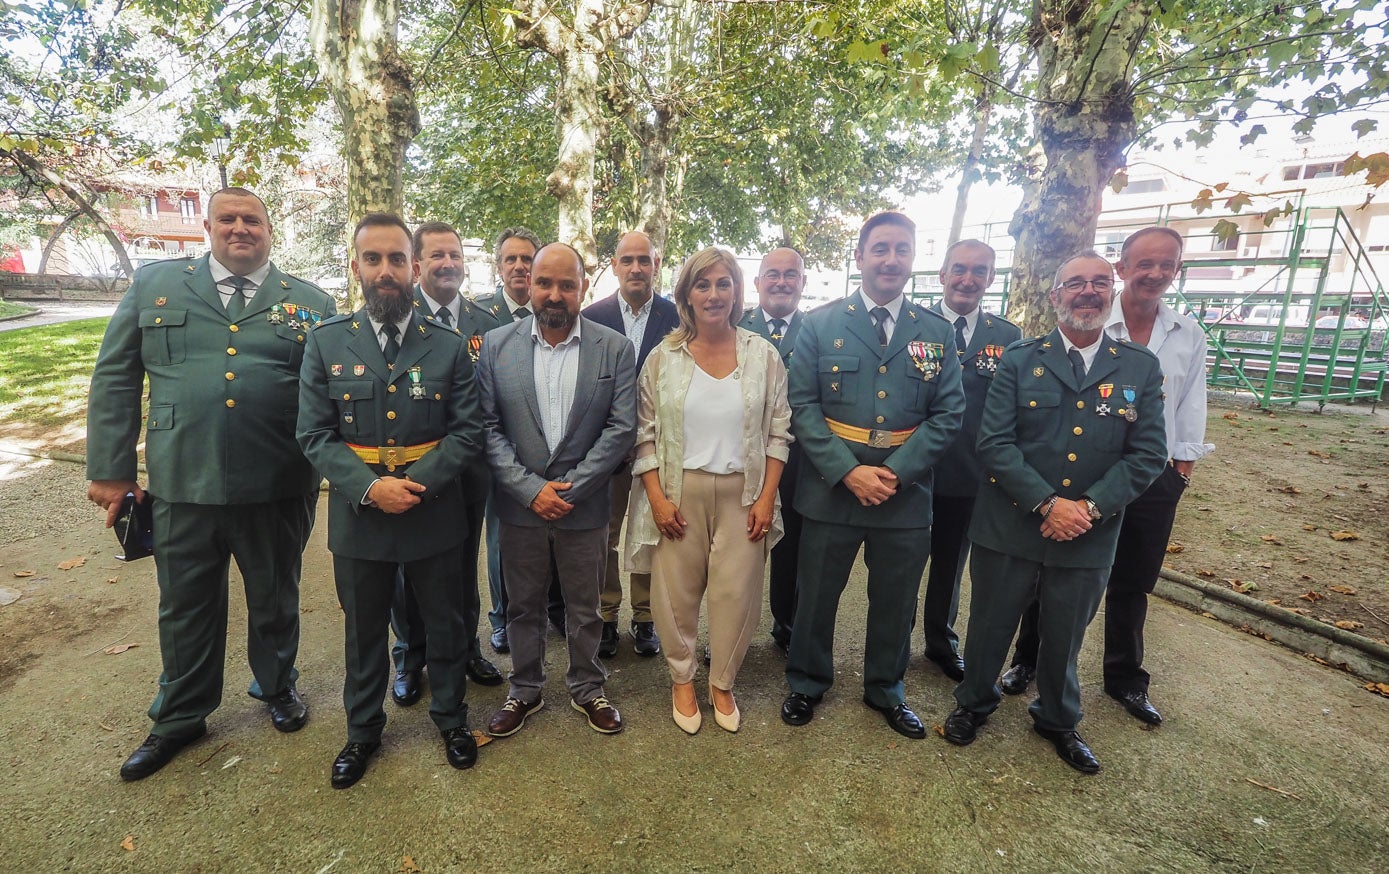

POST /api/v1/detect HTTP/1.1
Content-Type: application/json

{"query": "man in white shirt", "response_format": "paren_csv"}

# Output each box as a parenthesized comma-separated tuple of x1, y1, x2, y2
(1002, 227, 1212, 727)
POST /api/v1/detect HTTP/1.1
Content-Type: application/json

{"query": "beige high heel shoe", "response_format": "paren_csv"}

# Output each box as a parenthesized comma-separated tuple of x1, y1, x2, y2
(710, 683, 740, 733)
(672, 684, 702, 735)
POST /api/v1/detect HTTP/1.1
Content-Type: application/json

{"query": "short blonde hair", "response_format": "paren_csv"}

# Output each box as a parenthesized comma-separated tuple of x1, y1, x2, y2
(668, 247, 743, 345)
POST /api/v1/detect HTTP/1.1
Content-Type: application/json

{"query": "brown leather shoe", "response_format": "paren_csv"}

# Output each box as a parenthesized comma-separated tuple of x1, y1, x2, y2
(571, 695, 624, 734)
(487, 697, 544, 737)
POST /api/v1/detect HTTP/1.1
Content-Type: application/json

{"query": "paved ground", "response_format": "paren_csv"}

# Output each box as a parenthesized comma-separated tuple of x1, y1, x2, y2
(1, 455, 1386, 872)
(0, 300, 116, 333)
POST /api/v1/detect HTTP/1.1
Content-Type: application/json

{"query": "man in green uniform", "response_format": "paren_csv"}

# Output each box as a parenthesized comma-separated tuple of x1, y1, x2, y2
(87, 187, 334, 781)
(388, 221, 504, 708)
(941, 251, 1167, 774)
(475, 226, 546, 652)
(738, 246, 806, 654)
(781, 212, 965, 739)
(297, 213, 484, 789)
(920, 240, 1021, 681)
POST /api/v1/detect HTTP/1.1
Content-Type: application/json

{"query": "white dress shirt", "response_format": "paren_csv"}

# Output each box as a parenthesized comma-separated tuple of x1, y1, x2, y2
(863, 292, 904, 343)
(1107, 296, 1215, 462)
(938, 300, 980, 347)
(619, 295, 653, 353)
(531, 316, 583, 452)
(209, 257, 271, 308)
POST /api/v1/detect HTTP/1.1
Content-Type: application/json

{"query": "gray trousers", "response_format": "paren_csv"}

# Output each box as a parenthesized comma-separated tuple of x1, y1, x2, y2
(500, 522, 609, 705)
(955, 544, 1107, 733)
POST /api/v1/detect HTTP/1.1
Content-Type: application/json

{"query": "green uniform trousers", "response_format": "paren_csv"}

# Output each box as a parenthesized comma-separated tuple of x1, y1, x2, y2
(148, 494, 315, 738)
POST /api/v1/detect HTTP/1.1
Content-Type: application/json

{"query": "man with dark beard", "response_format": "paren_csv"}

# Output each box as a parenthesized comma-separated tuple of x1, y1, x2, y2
(297, 213, 484, 788)
(940, 251, 1166, 775)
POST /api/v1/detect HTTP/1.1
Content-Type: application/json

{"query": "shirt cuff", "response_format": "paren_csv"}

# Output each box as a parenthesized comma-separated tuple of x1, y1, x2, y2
(1172, 441, 1215, 462)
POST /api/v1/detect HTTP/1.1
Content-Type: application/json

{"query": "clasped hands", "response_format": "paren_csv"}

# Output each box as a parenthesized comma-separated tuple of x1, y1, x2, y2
(367, 476, 426, 514)
(529, 480, 574, 521)
(842, 465, 898, 507)
(1040, 497, 1092, 541)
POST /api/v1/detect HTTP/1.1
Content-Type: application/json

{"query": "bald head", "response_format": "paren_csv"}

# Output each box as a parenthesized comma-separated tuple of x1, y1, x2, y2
(612, 231, 659, 308)
(755, 246, 805, 319)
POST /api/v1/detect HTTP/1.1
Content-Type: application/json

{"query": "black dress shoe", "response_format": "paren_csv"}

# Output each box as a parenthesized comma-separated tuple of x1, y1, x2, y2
(926, 650, 966, 682)
(1108, 689, 1162, 726)
(1000, 664, 1036, 696)
(331, 740, 381, 789)
(598, 621, 619, 658)
(467, 656, 503, 686)
(392, 669, 422, 706)
(942, 706, 989, 746)
(442, 726, 477, 770)
(1033, 725, 1101, 774)
(119, 727, 206, 781)
(863, 698, 927, 740)
(266, 685, 308, 732)
(780, 692, 822, 726)
(631, 621, 660, 657)
(490, 627, 509, 654)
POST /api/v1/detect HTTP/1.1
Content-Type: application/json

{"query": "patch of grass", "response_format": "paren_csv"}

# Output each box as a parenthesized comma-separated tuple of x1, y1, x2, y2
(0, 317, 108, 434)
(0, 300, 36, 319)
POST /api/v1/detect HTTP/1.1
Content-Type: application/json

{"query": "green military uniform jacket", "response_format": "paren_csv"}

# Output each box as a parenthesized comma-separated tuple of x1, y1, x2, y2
(929, 304, 1021, 498)
(87, 254, 335, 503)
(968, 327, 1167, 568)
(415, 288, 499, 505)
(296, 308, 484, 564)
(738, 306, 802, 367)
(788, 291, 965, 528)
(475, 288, 529, 324)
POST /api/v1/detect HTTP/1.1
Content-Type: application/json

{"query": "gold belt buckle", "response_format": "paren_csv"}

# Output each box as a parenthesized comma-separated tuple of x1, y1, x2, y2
(867, 429, 892, 449)
(384, 446, 401, 471)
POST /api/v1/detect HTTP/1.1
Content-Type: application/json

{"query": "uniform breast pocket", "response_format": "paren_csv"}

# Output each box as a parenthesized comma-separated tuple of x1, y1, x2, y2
(906, 368, 939, 410)
(328, 378, 374, 440)
(818, 355, 859, 403)
(138, 309, 187, 366)
(275, 325, 308, 370)
(1016, 390, 1060, 441)
(420, 379, 448, 430)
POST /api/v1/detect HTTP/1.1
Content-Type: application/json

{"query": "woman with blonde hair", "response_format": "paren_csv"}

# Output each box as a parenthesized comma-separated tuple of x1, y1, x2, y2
(627, 246, 793, 733)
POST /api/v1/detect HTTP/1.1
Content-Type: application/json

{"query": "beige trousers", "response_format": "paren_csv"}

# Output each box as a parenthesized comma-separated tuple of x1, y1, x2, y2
(651, 470, 765, 689)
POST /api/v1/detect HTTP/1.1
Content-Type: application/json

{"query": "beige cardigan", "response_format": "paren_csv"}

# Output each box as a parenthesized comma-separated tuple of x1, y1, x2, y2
(625, 327, 793, 573)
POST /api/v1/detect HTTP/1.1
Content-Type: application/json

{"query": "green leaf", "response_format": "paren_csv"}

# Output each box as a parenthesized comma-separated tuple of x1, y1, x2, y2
(1240, 124, 1267, 146)
(1225, 192, 1253, 213)
(1212, 219, 1240, 244)
(1351, 119, 1378, 139)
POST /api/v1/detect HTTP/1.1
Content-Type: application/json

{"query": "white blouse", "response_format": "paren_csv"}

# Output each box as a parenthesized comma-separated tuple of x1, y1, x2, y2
(681, 367, 745, 473)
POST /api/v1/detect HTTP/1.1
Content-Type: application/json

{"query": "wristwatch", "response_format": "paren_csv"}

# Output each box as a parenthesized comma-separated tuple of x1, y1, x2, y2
(1082, 497, 1102, 520)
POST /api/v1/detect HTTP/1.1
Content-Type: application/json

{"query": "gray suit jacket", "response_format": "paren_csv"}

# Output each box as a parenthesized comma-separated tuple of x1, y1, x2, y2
(477, 314, 637, 530)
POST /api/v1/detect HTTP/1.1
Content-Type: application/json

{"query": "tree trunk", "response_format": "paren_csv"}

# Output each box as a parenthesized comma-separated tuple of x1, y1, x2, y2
(1006, 1, 1150, 336)
(38, 211, 84, 275)
(310, 0, 420, 304)
(949, 84, 994, 246)
(2, 148, 134, 278)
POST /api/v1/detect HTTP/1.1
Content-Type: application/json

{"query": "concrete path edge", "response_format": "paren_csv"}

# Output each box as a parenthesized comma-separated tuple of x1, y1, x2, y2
(1157, 567, 1389, 683)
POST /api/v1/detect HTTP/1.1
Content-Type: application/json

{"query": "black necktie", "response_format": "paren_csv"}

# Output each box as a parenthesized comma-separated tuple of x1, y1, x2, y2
(769, 318, 787, 345)
(225, 276, 248, 320)
(954, 316, 967, 358)
(870, 307, 889, 346)
(516, 306, 531, 321)
(1068, 348, 1087, 384)
(382, 324, 401, 367)
(436, 306, 453, 327)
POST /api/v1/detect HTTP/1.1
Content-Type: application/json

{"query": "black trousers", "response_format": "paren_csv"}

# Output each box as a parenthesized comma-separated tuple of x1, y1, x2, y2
(391, 497, 484, 672)
(767, 444, 802, 645)
(1010, 464, 1186, 694)
(920, 492, 974, 658)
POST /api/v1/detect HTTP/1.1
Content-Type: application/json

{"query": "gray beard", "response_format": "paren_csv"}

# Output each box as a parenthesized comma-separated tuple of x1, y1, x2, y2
(364, 283, 413, 324)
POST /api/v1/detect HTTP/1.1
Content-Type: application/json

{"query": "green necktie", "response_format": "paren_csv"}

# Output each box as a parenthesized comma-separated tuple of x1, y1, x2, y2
(225, 276, 248, 320)
(382, 323, 401, 366)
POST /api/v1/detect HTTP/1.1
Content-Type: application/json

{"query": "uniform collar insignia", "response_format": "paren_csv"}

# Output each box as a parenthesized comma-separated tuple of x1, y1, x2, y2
(350, 320, 360, 330)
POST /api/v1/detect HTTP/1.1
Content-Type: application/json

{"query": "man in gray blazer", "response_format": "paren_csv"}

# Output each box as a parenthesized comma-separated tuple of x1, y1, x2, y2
(476, 242, 637, 737)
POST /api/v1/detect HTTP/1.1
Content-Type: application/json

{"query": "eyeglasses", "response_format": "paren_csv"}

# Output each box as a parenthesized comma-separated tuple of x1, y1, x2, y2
(1055, 278, 1114, 293)
(759, 270, 801, 282)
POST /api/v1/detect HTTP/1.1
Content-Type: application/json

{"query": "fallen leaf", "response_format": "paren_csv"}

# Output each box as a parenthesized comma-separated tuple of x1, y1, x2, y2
(1307, 449, 1330, 459)
(121, 835, 135, 852)
(1329, 530, 1359, 541)
(57, 557, 86, 570)
(13, 570, 35, 578)
(473, 729, 492, 747)
(1300, 574, 1314, 581)
(1293, 556, 1308, 564)
(1282, 441, 1294, 446)
(1223, 412, 1240, 420)
(1228, 579, 1257, 594)
(1302, 524, 1317, 531)
(1263, 598, 1282, 606)
(1358, 482, 1370, 490)
(1334, 620, 1364, 630)
(106, 577, 118, 584)
(0, 587, 20, 606)
(1256, 562, 1273, 569)
(1284, 607, 1312, 616)
(103, 643, 139, 655)
(1328, 585, 1357, 595)
(1165, 542, 1185, 554)
(1365, 683, 1389, 698)
(1299, 590, 1324, 602)
(1278, 486, 1302, 494)
(933, 724, 946, 737)
(401, 856, 421, 874)
(1260, 534, 1283, 544)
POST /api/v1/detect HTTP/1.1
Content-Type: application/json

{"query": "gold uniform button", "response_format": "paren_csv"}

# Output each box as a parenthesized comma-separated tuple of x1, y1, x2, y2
(989, 476, 997, 483)
(386, 438, 396, 446)
(877, 390, 887, 399)
(229, 324, 239, 333)
(388, 385, 397, 393)
(876, 416, 885, 424)
(386, 411, 397, 420)
(1029, 400, 1037, 408)
(1062, 478, 1072, 487)
(154, 317, 163, 324)
(434, 393, 442, 400)
(1076, 400, 1085, 409)
(831, 365, 840, 373)
(225, 399, 236, 409)
(1073, 426, 1083, 436)
(296, 334, 304, 341)
(227, 347, 237, 355)
(878, 365, 888, 374)
(1067, 453, 1077, 462)
(342, 393, 351, 400)
(225, 372, 235, 381)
